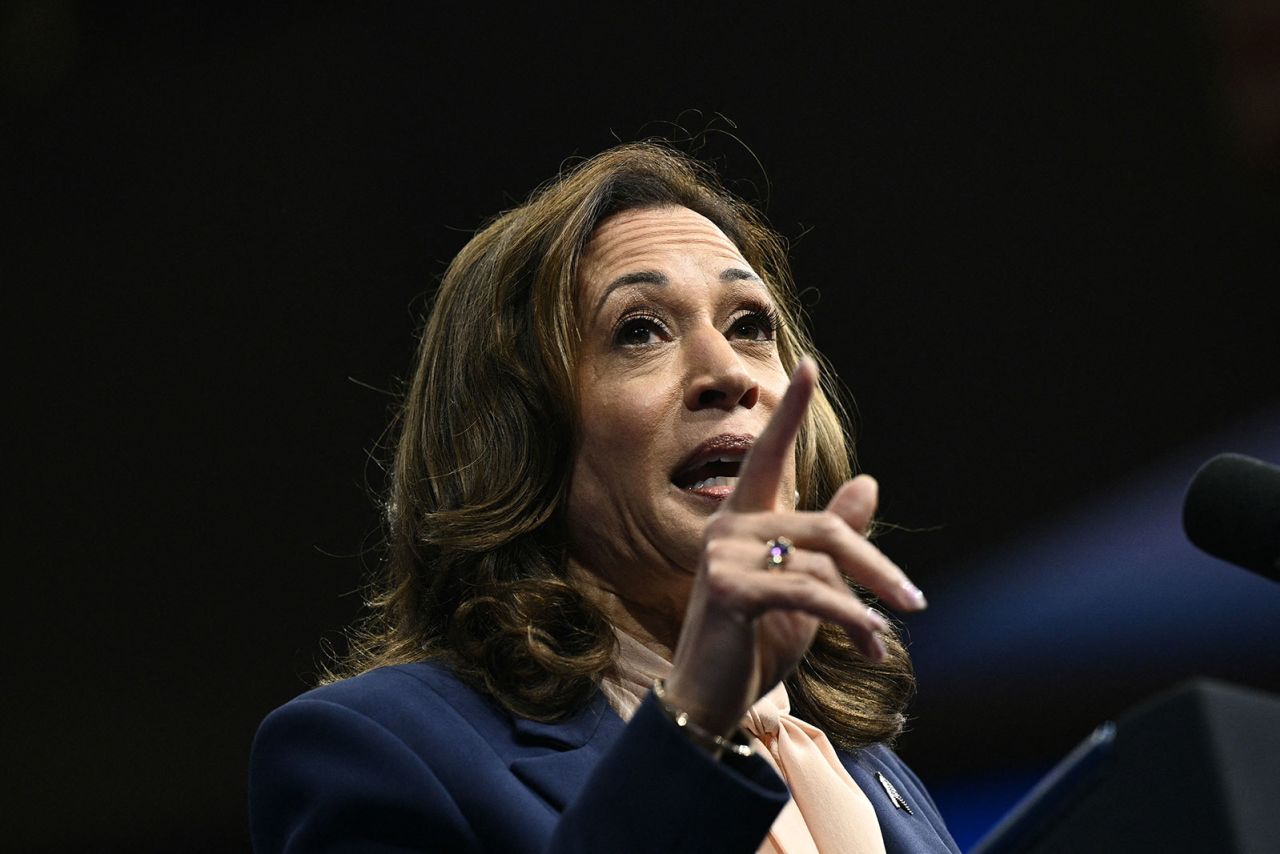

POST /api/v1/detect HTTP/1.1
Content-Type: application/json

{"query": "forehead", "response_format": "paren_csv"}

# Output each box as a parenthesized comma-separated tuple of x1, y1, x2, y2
(579, 205, 748, 287)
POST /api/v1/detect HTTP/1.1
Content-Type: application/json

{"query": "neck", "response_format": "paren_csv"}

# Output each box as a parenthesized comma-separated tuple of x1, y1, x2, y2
(567, 557, 688, 660)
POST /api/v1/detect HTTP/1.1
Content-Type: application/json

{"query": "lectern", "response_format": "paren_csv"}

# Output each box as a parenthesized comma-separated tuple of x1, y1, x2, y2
(973, 680, 1280, 853)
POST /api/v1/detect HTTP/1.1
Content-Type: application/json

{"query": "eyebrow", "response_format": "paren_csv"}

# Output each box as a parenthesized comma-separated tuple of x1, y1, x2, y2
(720, 267, 763, 285)
(593, 267, 765, 320)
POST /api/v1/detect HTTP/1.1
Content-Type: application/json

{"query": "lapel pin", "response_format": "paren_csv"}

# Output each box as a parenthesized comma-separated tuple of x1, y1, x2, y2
(875, 771, 913, 814)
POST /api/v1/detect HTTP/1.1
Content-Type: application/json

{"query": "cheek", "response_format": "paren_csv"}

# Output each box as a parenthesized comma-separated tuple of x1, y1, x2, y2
(577, 378, 669, 467)
(756, 362, 791, 416)
(571, 365, 684, 506)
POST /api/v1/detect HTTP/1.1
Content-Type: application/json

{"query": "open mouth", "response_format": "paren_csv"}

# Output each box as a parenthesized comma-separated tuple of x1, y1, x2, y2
(675, 459, 743, 491)
(671, 434, 753, 499)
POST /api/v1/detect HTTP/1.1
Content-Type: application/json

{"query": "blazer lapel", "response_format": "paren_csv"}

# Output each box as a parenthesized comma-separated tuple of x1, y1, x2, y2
(508, 692, 625, 812)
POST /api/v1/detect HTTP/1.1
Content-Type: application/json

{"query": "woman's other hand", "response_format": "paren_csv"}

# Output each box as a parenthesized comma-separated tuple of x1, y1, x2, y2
(665, 358, 927, 738)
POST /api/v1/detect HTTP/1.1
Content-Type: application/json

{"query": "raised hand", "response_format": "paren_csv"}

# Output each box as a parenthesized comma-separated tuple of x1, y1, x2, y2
(665, 358, 927, 739)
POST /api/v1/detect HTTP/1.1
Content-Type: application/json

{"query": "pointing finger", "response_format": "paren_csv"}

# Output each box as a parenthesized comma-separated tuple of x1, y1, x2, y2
(728, 358, 816, 512)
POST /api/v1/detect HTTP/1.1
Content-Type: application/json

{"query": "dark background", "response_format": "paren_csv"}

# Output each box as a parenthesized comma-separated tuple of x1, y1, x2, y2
(6, 2, 1278, 850)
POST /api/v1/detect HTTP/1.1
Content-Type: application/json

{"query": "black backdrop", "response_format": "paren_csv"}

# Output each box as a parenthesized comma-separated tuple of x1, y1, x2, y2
(6, 3, 1278, 850)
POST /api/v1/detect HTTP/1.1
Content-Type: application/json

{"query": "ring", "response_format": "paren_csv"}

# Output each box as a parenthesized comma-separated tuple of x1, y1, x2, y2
(764, 536, 794, 570)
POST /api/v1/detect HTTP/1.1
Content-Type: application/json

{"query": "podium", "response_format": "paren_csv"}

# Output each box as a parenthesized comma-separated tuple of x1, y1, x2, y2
(973, 679, 1280, 853)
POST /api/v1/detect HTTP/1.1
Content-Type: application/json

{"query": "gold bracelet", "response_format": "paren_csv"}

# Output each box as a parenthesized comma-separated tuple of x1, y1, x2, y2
(652, 678, 753, 759)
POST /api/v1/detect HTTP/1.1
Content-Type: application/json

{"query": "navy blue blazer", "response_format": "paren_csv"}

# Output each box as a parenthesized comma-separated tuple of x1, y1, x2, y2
(250, 662, 959, 853)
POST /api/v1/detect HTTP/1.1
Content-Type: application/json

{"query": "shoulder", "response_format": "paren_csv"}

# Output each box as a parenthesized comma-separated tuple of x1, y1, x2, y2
(288, 660, 480, 711)
(256, 660, 519, 763)
(284, 661, 500, 725)
(249, 662, 523, 853)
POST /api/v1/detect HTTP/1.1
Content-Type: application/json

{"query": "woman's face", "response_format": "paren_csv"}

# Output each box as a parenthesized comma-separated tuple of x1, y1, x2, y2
(566, 205, 794, 589)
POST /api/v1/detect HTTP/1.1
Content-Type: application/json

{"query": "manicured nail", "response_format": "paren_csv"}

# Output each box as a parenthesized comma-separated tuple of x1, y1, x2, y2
(867, 607, 891, 634)
(900, 581, 927, 610)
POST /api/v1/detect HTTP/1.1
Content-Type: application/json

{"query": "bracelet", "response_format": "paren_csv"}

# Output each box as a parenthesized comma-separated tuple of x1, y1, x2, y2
(652, 678, 753, 759)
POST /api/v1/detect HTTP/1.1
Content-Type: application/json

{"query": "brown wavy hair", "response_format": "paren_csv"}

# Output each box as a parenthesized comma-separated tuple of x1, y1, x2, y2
(331, 141, 914, 749)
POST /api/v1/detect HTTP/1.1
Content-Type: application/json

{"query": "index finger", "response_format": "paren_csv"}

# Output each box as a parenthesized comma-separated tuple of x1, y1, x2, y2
(727, 357, 817, 512)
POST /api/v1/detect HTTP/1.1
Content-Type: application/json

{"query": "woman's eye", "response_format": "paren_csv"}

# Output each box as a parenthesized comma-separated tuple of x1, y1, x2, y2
(615, 316, 667, 347)
(729, 310, 778, 341)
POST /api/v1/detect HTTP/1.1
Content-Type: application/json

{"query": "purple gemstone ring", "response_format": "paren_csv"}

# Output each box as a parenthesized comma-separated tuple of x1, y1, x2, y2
(764, 536, 794, 570)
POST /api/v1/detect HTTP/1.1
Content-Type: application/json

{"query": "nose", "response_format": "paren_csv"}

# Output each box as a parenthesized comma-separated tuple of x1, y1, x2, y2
(683, 328, 760, 412)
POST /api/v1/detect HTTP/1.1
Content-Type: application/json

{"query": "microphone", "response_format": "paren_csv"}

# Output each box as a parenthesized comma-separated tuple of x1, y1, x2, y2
(1182, 453, 1280, 580)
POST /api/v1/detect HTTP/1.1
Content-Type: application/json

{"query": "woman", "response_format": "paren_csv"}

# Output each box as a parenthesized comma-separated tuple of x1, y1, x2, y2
(250, 143, 960, 853)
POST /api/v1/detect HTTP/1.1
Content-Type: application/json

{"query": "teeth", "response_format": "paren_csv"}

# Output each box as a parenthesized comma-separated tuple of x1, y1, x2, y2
(688, 476, 740, 490)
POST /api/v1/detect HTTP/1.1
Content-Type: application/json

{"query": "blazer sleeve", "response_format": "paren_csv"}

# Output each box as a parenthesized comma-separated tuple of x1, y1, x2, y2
(549, 692, 790, 852)
(250, 691, 791, 854)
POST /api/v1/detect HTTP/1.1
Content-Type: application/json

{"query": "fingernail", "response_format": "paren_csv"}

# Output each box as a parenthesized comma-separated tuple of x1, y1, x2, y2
(869, 632, 887, 662)
(867, 607, 890, 634)
(900, 581, 927, 610)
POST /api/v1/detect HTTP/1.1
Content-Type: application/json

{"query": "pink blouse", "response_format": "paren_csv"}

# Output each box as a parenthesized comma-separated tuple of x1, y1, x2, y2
(601, 631, 887, 854)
